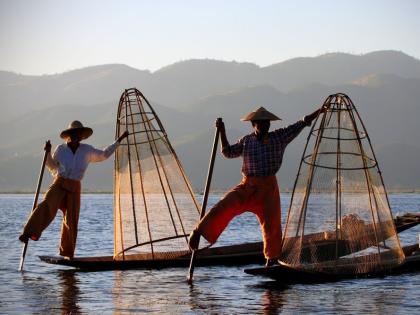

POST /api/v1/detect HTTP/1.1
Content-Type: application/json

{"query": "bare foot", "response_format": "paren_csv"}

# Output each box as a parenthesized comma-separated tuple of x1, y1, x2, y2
(18, 234, 29, 243)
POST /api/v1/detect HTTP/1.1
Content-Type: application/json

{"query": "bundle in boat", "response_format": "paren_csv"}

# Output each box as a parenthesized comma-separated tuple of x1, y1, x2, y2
(114, 88, 201, 261)
(280, 93, 405, 275)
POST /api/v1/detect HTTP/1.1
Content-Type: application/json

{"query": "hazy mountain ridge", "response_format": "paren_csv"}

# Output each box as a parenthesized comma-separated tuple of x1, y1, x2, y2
(2, 50, 419, 119)
(260, 50, 420, 91)
(1, 50, 420, 191)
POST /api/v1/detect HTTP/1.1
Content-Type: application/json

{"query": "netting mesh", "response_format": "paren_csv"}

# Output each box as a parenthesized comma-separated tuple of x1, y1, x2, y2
(281, 93, 405, 275)
(113, 88, 200, 260)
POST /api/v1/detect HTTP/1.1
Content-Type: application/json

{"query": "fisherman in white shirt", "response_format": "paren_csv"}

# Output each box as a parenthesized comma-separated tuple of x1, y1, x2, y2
(19, 120, 128, 259)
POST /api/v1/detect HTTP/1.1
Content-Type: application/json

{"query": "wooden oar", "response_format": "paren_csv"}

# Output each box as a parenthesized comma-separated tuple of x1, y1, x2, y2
(19, 140, 50, 271)
(187, 119, 221, 284)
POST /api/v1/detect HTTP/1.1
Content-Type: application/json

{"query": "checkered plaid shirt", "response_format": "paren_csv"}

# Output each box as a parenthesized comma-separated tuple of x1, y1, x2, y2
(222, 120, 308, 176)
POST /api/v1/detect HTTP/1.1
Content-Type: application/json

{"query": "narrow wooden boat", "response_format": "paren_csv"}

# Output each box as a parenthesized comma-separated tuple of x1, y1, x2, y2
(39, 213, 420, 270)
(244, 243, 420, 284)
(39, 241, 264, 270)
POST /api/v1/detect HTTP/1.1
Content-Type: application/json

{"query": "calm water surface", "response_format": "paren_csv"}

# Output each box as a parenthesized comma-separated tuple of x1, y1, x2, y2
(1, 193, 420, 314)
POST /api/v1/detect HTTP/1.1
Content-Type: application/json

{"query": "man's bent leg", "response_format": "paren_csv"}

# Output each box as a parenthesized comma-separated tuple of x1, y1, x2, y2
(192, 182, 253, 247)
(21, 180, 66, 241)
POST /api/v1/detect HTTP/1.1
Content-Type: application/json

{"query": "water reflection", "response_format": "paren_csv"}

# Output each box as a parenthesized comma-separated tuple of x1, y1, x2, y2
(3, 194, 420, 314)
(20, 272, 60, 313)
(20, 270, 81, 314)
(188, 283, 211, 312)
(329, 279, 406, 314)
(113, 269, 165, 313)
(249, 281, 289, 314)
(58, 270, 81, 315)
(18, 266, 411, 314)
(247, 276, 408, 314)
(261, 288, 286, 314)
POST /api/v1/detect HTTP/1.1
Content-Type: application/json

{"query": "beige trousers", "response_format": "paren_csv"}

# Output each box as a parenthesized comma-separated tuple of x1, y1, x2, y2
(22, 177, 81, 258)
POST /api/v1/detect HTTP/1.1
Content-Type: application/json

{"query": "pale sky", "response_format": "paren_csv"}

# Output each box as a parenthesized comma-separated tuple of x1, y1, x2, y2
(1, 0, 419, 75)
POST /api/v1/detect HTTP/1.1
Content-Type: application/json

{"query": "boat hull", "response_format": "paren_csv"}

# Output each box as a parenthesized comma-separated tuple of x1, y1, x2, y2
(244, 244, 420, 284)
(39, 241, 264, 270)
(39, 213, 420, 271)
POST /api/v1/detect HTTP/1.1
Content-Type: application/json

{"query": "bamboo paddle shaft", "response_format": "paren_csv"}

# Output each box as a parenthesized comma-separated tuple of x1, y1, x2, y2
(187, 119, 221, 284)
(19, 140, 50, 271)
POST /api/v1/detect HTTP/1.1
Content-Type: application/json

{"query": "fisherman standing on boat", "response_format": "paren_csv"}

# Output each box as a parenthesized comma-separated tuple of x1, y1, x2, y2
(189, 106, 323, 266)
(18, 120, 128, 259)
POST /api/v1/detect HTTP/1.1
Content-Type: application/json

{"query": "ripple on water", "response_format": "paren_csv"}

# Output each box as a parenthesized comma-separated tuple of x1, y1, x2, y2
(1, 193, 420, 314)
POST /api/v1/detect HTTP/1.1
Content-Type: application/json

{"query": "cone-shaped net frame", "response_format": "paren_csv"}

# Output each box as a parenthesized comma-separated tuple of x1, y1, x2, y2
(281, 93, 404, 275)
(113, 88, 200, 260)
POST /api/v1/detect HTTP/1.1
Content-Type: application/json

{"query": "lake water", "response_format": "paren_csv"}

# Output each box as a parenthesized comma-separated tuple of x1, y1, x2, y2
(1, 193, 420, 314)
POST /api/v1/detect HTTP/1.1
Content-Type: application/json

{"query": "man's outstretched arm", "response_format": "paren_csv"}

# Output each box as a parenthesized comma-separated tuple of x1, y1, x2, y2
(89, 130, 129, 163)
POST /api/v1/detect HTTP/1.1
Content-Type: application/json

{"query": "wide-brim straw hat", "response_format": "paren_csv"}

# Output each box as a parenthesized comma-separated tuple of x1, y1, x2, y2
(240, 106, 281, 121)
(60, 120, 93, 140)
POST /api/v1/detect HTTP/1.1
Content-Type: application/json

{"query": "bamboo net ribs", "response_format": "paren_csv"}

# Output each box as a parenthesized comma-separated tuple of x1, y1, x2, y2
(113, 88, 200, 260)
(281, 93, 405, 275)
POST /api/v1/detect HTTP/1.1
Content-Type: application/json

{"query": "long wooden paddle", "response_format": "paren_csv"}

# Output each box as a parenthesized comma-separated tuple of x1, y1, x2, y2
(187, 119, 221, 284)
(19, 140, 50, 271)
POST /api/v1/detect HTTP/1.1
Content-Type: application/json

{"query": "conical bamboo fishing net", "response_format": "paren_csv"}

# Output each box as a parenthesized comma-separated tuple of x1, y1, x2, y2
(281, 93, 404, 275)
(113, 88, 200, 260)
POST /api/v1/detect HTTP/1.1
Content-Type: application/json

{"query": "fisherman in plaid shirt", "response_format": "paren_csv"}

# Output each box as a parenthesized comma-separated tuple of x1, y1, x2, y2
(189, 106, 323, 266)
(222, 118, 310, 177)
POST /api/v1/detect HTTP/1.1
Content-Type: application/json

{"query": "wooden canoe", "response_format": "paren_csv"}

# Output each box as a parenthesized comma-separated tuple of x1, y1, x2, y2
(281, 213, 420, 263)
(39, 241, 264, 270)
(244, 243, 420, 283)
(39, 213, 420, 271)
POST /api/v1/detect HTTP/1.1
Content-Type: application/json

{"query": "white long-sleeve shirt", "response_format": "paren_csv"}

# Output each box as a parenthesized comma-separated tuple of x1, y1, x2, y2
(46, 141, 119, 181)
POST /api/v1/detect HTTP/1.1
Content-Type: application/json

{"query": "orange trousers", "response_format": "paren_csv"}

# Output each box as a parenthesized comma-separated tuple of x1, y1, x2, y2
(197, 175, 282, 259)
(22, 177, 81, 258)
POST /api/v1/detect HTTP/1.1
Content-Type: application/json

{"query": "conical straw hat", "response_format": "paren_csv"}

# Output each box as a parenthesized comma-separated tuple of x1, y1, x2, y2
(240, 106, 281, 121)
(60, 120, 93, 140)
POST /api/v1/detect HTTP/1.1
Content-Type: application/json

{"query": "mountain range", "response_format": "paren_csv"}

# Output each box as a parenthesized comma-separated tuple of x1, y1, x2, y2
(1, 50, 420, 192)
